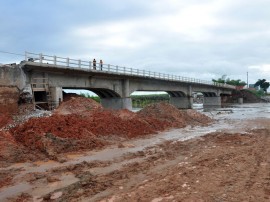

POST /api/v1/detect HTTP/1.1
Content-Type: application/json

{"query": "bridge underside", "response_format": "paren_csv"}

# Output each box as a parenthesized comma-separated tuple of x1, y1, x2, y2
(21, 65, 234, 110)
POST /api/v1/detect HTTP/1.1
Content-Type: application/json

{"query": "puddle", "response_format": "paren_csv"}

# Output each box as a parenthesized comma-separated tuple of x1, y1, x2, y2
(0, 172, 78, 201)
(31, 172, 78, 199)
(0, 183, 31, 201)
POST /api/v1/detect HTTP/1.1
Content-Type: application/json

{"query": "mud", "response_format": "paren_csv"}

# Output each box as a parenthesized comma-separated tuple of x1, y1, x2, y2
(0, 86, 19, 114)
(0, 96, 269, 201)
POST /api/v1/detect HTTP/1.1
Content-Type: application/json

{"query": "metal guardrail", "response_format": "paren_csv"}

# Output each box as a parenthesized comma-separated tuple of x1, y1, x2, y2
(24, 51, 236, 89)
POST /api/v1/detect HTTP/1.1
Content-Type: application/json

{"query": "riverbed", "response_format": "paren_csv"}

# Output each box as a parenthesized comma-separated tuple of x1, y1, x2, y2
(1, 103, 269, 201)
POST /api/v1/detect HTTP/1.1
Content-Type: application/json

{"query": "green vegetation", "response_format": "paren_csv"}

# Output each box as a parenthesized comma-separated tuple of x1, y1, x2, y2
(80, 93, 100, 102)
(79, 93, 169, 108)
(247, 89, 265, 97)
(131, 94, 169, 108)
(254, 79, 270, 94)
(212, 75, 246, 86)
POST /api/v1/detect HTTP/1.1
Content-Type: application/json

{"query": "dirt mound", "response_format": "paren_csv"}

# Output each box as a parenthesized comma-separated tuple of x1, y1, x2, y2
(10, 109, 162, 155)
(9, 100, 212, 157)
(0, 86, 19, 114)
(62, 92, 82, 102)
(11, 114, 107, 156)
(185, 109, 213, 125)
(0, 131, 40, 166)
(0, 113, 12, 129)
(138, 102, 212, 127)
(55, 97, 102, 115)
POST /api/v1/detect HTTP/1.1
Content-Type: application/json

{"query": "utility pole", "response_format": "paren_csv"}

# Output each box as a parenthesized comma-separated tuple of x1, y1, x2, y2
(247, 72, 249, 88)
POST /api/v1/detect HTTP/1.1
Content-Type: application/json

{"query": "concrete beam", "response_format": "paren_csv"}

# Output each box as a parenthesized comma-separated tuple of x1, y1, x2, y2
(101, 97, 132, 110)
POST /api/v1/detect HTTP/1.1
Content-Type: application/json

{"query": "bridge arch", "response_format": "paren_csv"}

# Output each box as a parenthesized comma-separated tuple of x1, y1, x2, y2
(166, 91, 186, 97)
(202, 92, 217, 97)
(89, 88, 121, 98)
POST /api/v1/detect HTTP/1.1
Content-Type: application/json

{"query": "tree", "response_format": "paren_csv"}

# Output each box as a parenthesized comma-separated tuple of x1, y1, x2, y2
(254, 79, 270, 94)
(212, 76, 246, 86)
(212, 74, 226, 84)
(226, 79, 247, 86)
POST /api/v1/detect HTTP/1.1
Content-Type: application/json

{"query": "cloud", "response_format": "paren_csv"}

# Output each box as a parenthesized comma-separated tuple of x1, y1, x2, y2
(1, 0, 270, 85)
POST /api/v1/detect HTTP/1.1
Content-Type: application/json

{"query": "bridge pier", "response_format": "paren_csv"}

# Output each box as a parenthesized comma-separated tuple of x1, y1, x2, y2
(101, 97, 132, 110)
(169, 97, 193, 109)
(203, 96, 221, 107)
(50, 87, 63, 108)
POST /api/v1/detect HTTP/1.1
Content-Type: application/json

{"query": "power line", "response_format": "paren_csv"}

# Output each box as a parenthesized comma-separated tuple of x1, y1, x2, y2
(0, 50, 25, 57)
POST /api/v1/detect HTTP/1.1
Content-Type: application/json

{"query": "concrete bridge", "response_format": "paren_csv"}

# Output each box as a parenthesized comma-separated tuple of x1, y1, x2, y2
(2, 52, 236, 110)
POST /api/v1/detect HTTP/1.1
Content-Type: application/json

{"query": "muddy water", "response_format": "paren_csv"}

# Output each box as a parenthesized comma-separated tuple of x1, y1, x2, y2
(1, 103, 269, 201)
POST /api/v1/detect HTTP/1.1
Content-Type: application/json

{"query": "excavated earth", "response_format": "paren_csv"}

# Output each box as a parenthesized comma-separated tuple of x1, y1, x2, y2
(0, 95, 270, 201)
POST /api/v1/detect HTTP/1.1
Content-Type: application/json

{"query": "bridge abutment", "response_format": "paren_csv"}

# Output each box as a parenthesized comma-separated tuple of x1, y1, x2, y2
(203, 96, 221, 107)
(169, 97, 193, 109)
(101, 97, 132, 110)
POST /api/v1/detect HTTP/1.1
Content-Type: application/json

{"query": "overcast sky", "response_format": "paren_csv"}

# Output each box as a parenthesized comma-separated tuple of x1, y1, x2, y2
(1, 0, 270, 85)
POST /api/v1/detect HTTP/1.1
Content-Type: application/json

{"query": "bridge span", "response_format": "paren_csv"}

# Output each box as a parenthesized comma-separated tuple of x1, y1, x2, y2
(2, 52, 236, 110)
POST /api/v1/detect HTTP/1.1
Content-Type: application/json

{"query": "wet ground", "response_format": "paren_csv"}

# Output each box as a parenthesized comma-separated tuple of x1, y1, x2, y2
(1, 103, 270, 201)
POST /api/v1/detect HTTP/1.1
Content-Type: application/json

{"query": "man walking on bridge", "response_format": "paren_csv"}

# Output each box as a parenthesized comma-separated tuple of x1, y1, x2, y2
(100, 59, 103, 70)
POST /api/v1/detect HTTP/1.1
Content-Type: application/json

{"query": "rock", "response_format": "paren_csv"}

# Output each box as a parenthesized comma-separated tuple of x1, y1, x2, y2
(47, 176, 60, 183)
(50, 191, 63, 200)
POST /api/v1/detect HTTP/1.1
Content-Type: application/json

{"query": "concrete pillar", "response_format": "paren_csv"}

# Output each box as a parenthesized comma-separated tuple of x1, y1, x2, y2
(170, 97, 193, 109)
(101, 97, 132, 110)
(238, 98, 243, 104)
(50, 87, 63, 107)
(203, 96, 221, 107)
(122, 79, 130, 97)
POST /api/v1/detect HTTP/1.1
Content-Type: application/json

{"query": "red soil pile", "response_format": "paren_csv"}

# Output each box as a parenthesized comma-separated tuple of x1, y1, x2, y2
(138, 102, 212, 127)
(0, 86, 19, 114)
(11, 110, 157, 152)
(62, 92, 82, 102)
(10, 98, 212, 156)
(0, 131, 40, 166)
(185, 109, 213, 124)
(55, 97, 102, 115)
(0, 113, 12, 129)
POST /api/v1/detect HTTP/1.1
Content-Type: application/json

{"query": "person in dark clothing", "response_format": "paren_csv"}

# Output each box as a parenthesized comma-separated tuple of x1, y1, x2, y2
(93, 59, 96, 70)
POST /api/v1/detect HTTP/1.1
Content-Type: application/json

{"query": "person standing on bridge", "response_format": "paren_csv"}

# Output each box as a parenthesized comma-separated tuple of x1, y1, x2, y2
(100, 59, 103, 70)
(93, 59, 96, 70)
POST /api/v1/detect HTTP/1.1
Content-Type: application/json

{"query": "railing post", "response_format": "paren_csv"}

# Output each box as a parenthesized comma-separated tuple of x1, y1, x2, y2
(108, 64, 110, 71)
(78, 59, 81, 68)
(124, 66, 126, 74)
(54, 56, 56, 65)
(67, 58, 70, 67)
(39, 53, 43, 63)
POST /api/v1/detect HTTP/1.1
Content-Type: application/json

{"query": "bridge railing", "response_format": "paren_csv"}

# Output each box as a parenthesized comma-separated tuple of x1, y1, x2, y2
(24, 52, 235, 89)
